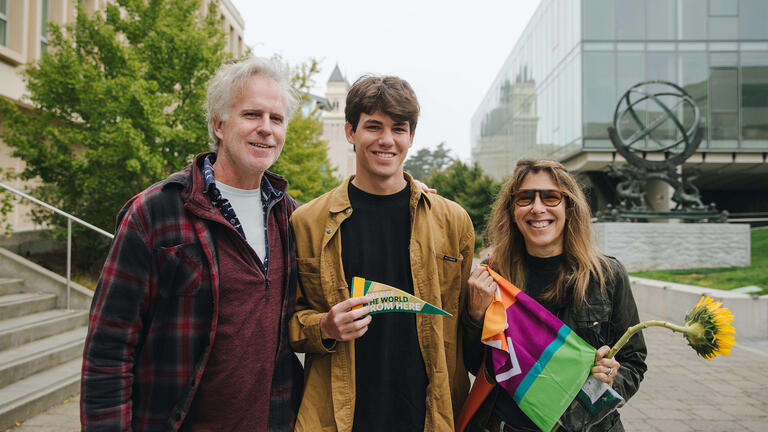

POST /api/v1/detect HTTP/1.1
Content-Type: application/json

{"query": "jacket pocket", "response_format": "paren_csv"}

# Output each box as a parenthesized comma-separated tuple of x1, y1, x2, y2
(572, 302, 612, 348)
(297, 257, 324, 304)
(155, 243, 207, 297)
(434, 251, 463, 318)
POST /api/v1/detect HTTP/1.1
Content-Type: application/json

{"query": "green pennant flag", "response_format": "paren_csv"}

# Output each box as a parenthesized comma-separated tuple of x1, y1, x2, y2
(351, 276, 451, 316)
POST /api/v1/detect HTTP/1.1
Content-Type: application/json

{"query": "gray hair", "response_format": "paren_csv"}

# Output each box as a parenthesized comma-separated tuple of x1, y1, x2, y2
(205, 56, 299, 151)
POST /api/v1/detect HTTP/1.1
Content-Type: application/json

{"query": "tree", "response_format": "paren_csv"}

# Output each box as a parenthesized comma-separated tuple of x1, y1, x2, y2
(426, 161, 501, 236)
(403, 141, 454, 180)
(0, 0, 228, 235)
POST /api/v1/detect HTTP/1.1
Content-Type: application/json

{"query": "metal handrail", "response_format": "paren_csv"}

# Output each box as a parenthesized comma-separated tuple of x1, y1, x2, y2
(0, 182, 114, 309)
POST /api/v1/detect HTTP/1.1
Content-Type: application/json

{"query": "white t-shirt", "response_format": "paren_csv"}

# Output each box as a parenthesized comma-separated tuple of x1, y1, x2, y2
(216, 182, 266, 260)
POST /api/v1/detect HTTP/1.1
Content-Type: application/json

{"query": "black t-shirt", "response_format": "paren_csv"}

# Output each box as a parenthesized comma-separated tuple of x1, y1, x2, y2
(341, 181, 428, 432)
(493, 253, 566, 430)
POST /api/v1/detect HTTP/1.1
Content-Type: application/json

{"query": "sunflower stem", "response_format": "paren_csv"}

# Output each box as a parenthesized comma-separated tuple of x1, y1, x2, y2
(606, 320, 690, 359)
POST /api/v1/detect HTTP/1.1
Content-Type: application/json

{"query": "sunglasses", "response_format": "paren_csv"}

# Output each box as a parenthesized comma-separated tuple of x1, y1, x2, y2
(513, 189, 564, 207)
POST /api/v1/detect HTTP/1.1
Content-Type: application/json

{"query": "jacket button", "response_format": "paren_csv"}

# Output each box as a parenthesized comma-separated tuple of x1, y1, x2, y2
(326, 229, 332, 234)
(344, 208, 351, 214)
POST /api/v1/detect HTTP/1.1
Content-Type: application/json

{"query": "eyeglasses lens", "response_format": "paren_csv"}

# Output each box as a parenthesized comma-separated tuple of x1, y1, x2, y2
(514, 190, 563, 207)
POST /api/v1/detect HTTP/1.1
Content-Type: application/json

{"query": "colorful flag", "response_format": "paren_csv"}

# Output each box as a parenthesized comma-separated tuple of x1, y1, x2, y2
(351, 276, 450, 316)
(479, 265, 596, 432)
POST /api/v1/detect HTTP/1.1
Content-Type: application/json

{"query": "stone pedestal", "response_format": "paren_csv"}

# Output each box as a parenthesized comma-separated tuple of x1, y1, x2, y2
(594, 222, 750, 272)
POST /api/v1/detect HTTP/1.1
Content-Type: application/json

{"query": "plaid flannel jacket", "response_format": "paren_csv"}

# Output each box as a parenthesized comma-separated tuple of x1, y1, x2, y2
(81, 153, 302, 431)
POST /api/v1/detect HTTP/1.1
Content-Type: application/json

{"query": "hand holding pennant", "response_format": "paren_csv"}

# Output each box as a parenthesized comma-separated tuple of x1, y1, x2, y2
(350, 277, 451, 316)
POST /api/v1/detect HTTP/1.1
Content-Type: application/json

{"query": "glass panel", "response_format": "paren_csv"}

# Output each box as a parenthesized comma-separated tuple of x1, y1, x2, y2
(710, 42, 738, 51)
(646, 53, 678, 143)
(646, 0, 676, 40)
(710, 67, 738, 113)
(584, 42, 615, 51)
(647, 42, 675, 51)
(617, 42, 645, 50)
(583, 52, 616, 138)
(709, 16, 738, 40)
(741, 42, 768, 51)
(616, 52, 646, 143)
(711, 113, 738, 139)
(0, 0, 6, 46)
(616, 0, 645, 40)
(678, 42, 707, 51)
(709, 0, 738, 16)
(41, 0, 48, 37)
(740, 0, 768, 40)
(679, 53, 709, 146)
(741, 53, 768, 140)
(709, 52, 738, 142)
(680, 0, 707, 40)
(583, 0, 614, 40)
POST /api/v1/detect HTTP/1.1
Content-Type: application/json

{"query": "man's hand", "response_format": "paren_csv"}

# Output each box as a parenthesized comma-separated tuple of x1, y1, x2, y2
(591, 345, 620, 386)
(467, 266, 497, 324)
(319, 296, 373, 341)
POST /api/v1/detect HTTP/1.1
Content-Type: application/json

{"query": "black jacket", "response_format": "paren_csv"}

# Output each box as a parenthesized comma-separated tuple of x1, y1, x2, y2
(461, 256, 647, 432)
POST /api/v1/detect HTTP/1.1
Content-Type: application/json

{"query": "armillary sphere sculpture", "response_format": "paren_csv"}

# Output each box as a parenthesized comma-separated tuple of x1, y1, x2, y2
(597, 80, 726, 222)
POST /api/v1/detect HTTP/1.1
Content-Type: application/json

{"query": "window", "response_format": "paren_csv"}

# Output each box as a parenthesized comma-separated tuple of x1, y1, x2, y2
(40, 0, 49, 53)
(583, 0, 614, 40)
(741, 53, 768, 141)
(709, 53, 739, 143)
(0, 0, 7, 47)
(740, 0, 768, 40)
(646, 0, 676, 40)
(616, 0, 645, 40)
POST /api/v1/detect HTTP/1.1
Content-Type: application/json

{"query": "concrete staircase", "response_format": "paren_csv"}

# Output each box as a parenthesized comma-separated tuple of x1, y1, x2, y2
(0, 277, 89, 429)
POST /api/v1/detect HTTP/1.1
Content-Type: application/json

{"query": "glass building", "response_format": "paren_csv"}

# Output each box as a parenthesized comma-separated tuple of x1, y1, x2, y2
(471, 0, 768, 212)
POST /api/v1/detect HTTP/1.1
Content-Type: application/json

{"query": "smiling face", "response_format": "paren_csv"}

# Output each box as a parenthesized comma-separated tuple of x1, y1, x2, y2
(513, 171, 567, 257)
(346, 110, 414, 194)
(213, 74, 287, 189)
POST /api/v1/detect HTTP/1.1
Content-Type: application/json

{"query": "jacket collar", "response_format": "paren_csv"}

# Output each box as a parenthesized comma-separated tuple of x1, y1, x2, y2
(327, 172, 432, 214)
(164, 152, 290, 210)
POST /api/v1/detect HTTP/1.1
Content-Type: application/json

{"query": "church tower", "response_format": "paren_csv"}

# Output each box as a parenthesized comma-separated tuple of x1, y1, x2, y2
(321, 64, 354, 179)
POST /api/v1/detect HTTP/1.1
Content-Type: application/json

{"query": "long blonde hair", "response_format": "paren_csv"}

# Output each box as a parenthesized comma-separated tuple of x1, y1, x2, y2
(485, 158, 609, 306)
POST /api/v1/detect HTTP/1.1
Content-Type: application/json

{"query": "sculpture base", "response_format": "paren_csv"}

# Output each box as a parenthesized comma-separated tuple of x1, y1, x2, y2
(594, 222, 750, 272)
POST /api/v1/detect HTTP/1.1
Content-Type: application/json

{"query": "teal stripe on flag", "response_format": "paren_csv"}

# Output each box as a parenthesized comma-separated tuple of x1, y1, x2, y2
(513, 325, 571, 403)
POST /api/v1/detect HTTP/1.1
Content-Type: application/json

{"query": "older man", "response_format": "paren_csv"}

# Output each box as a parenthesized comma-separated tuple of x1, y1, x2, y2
(81, 57, 302, 432)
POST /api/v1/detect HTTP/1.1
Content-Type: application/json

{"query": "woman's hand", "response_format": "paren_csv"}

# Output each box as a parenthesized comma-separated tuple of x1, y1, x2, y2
(591, 345, 620, 386)
(467, 266, 498, 324)
(414, 179, 437, 194)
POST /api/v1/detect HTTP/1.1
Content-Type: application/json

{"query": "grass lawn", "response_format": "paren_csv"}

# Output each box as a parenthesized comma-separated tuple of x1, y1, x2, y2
(631, 227, 768, 295)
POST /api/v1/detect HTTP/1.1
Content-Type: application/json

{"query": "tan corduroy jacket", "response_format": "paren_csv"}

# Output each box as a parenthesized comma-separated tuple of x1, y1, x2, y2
(289, 174, 474, 432)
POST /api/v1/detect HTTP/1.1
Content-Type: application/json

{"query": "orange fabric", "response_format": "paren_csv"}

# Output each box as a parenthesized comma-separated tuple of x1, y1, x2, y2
(455, 353, 494, 432)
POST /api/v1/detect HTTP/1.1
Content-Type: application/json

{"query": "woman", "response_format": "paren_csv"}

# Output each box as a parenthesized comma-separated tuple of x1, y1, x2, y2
(461, 158, 646, 432)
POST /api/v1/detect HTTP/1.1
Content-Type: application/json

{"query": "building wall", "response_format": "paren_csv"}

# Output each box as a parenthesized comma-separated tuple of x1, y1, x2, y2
(471, 0, 768, 213)
(0, 0, 246, 231)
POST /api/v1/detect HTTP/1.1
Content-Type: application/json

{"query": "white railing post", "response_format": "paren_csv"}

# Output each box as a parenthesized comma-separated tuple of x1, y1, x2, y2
(66, 218, 72, 310)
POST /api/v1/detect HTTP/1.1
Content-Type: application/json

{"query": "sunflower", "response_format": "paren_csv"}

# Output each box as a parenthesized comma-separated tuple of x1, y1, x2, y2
(682, 296, 735, 360)
(606, 295, 735, 361)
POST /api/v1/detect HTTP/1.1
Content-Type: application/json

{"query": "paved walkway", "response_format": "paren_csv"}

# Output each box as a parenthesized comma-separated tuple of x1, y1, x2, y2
(9, 313, 768, 432)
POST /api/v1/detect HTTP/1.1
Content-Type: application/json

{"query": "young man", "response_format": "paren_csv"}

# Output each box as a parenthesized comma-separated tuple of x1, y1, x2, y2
(81, 57, 303, 431)
(289, 76, 474, 431)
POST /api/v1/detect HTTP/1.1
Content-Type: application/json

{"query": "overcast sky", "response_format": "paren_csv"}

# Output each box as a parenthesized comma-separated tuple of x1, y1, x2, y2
(229, 0, 542, 162)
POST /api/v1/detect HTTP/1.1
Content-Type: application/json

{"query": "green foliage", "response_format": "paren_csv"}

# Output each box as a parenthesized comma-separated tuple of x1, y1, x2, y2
(426, 160, 501, 235)
(403, 141, 454, 180)
(631, 228, 768, 295)
(0, 0, 228, 232)
(270, 60, 339, 203)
